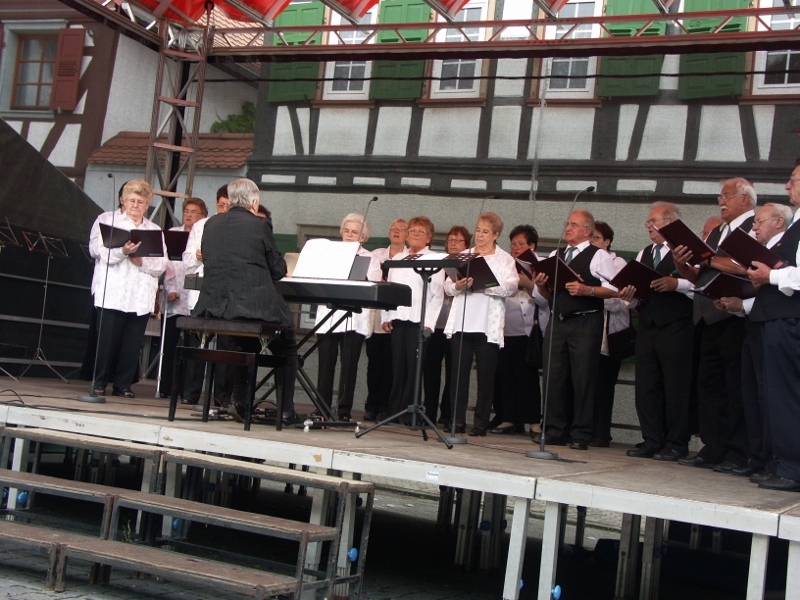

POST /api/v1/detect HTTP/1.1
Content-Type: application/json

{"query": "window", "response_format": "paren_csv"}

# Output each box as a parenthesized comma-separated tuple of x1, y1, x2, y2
(541, 0, 601, 99)
(429, 4, 485, 98)
(751, 0, 800, 94)
(13, 35, 58, 109)
(322, 10, 374, 100)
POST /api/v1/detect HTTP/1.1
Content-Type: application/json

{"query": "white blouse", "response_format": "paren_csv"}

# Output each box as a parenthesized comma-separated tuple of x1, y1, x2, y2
(381, 247, 445, 331)
(315, 248, 380, 338)
(89, 210, 167, 316)
(164, 226, 191, 318)
(182, 216, 207, 310)
(444, 245, 520, 347)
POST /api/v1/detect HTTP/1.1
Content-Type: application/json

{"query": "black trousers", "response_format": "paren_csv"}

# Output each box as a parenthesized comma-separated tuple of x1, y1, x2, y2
(763, 319, 800, 481)
(634, 317, 693, 452)
(317, 331, 365, 417)
(423, 328, 453, 422)
(696, 317, 748, 464)
(741, 321, 770, 469)
(230, 333, 299, 413)
(213, 335, 236, 404)
(365, 333, 392, 414)
(592, 353, 622, 444)
(94, 308, 149, 391)
(494, 335, 540, 428)
(543, 311, 603, 444)
(159, 316, 204, 400)
(387, 320, 426, 418)
(450, 332, 499, 429)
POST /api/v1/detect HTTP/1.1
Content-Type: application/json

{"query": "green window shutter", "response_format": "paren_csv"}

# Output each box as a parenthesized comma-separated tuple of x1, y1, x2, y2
(597, 0, 665, 97)
(677, 0, 749, 99)
(370, 0, 431, 101)
(267, 1, 324, 103)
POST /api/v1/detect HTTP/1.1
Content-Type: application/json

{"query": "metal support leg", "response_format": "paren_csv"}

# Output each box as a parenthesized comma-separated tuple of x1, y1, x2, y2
(490, 494, 507, 569)
(711, 528, 722, 553)
(615, 513, 641, 600)
(689, 524, 701, 549)
(639, 517, 664, 600)
(538, 501, 564, 600)
(334, 485, 357, 600)
(575, 506, 587, 549)
(437, 485, 455, 530)
(303, 485, 334, 600)
(502, 497, 530, 600)
(455, 489, 481, 569)
(746, 533, 769, 600)
(479, 493, 494, 570)
(7, 437, 30, 515)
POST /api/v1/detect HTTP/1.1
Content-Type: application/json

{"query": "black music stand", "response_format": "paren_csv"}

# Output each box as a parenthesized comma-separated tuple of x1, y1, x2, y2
(355, 256, 459, 448)
(18, 232, 69, 382)
(0, 218, 21, 380)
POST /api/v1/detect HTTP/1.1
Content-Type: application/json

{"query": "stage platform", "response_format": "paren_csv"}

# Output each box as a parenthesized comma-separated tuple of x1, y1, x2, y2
(0, 377, 797, 600)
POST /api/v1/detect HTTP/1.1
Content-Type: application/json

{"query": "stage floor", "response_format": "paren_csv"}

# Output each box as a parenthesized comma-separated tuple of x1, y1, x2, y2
(0, 377, 797, 600)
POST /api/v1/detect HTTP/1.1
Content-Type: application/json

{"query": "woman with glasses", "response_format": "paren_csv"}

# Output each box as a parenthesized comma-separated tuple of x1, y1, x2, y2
(381, 217, 445, 423)
(88, 179, 168, 398)
(423, 225, 470, 425)
(159, 197, 208, 401)
(445, 212, 519, 436)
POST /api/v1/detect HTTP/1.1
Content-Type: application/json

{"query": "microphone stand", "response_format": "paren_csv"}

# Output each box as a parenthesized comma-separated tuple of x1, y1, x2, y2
(77, 174, 118, 404)
(526, 186, 594, 461)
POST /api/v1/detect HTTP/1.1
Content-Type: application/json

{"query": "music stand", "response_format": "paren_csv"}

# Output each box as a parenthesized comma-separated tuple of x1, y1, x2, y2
(0, 219, 21, 380)
(355, 256, 459, 449)
(18, 232, 69, 382)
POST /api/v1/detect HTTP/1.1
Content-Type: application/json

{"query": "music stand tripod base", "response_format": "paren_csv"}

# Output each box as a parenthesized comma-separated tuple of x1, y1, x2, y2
(76, 394, 106, 404)
(526, 449, 559, 460)
(440, 435, 468, 445)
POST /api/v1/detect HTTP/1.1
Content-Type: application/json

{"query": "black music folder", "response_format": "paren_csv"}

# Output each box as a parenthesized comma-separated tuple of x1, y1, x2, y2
(348, 255, 372, 281)
(164, 230, 190, 261)
(444, 252, 499, 293)
(654, 219, 715, 262)
(694, 272, 756, 300)
(99, 223, 129, 249)
(610, 259, 662, 303)
(718, 227, 787, 270)
(514, 248, 539, 277)
(533, 255, 582, 293)
(129, 230, 164, 258)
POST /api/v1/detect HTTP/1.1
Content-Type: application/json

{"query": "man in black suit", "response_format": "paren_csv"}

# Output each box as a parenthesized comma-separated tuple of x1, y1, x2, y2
(674, 178, 756, 471)
(747, 164, 800, 491)
(620, 202, 694, 461)
(193, 178, 301, 425)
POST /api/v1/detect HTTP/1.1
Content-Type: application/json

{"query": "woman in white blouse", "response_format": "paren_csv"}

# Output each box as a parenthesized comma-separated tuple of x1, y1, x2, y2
(88, 179, 167, 398)
(445, 212, 519, 436)
(316, 213, 379, 421)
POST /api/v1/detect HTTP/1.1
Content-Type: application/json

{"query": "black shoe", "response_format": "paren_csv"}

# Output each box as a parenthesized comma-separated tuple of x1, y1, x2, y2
(363, 410, 377, 422)
(181, 397, 199, 405)
(588, 439, 609, 448)
(338, 414, 352, 422)
(750, 471, 775, 484)
(229, 403, 246, 423)
(532, 433, 568, 446)
(112, 388, 135, 399)
(758, 476, 800, 492)
(452, 424, 466, 434)
(627, 446, 659, 459)
(732, 464, 762, 477)
(678, 455, 719, 469)
(570, 441, 588, 450)
(653, 449, 687, 462)
(469, 426, 487, 437)
(713, 460, 744, 474)
(282, 410, 307, 426)
(490, 424, 516, 435)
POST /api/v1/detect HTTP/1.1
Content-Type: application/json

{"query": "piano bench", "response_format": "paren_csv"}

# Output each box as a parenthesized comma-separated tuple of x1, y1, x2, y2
(175, 316, 290, 347)
(168, 346, 287, 432)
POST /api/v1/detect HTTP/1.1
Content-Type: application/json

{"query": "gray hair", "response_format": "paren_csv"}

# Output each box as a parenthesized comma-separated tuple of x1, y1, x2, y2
(341, 212, 370, 242)
(651, 201, 682, 222)
(722, 177, 757, 207)
(227, 178, 260, 209)
(764, 202, 793, 227)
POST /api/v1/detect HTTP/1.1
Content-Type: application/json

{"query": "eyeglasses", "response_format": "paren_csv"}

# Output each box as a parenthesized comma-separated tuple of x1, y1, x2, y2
(217, 201, 230, 208)
(717, 193, 743, 202)
(753, 215, 779, 226)
(646, 218, 665, 225)
(447, 237, 466, 244)
(125, 198, 148, 206)
(789, 176, 800, 182)
(183, 209, 202, 216)
(408, 228, 427, 235)
(565, 221, 588, 229)
(389, 226, 407, 233)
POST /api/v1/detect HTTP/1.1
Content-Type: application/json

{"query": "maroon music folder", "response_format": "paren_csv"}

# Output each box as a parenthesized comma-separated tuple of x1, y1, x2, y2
(610, 259, 662, 303)
(654, 219, 715, 262)
(695, 272, 756, 300)
(718, 227, 787, 270)
(514, 248, 539, 277)
(533, 255, 582, 293)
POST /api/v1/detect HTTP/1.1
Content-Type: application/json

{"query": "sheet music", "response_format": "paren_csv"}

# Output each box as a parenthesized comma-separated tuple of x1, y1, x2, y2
(293, 239, 360, 280)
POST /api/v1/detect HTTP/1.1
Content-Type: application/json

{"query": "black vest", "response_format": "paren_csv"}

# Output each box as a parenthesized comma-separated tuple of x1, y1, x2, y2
(693, 215, 755, 325)
(639, 245, 693, 327)
(749, 223, 800, 322)
(555, 244, 603, 317)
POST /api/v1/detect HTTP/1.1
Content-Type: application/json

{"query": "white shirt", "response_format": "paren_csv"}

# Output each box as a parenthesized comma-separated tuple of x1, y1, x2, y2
(504, 289, 536, 337)
(89, 210, 167, 316)
(743, 231, 785, 314)
(381, 247, 445, 331)
(545, 240, 617, 291)
(164, 225, 191, 318)
(767, 222, 800, 295)
(601, 253, 632, 356)
(315, 248, 379, 337)
(444, 245, 520, 347)
(182, 216, 208, 310)
(370, 245, 405, 335)
(718, 209, 756, 245)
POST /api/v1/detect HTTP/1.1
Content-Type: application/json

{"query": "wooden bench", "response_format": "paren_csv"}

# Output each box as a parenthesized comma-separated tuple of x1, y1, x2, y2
(172, 317, 291, 431)
(0, 520, 299, 598)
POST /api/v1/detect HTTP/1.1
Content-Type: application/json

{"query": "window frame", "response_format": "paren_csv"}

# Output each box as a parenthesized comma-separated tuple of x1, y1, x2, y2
(750, 0, 800, 95)
(12, 34, 59, 110)
(428, 1, 488, 99)
(322, 9, 375, 101)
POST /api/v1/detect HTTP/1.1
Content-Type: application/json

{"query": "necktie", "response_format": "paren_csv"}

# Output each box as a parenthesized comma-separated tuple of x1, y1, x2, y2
(653, 244, 663, 269)
(719, 223, 731, 242)
(565, 247, 576, 264)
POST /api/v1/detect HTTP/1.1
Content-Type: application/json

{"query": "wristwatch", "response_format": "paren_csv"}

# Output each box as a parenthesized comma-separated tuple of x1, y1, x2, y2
(589, 287, 595, 297)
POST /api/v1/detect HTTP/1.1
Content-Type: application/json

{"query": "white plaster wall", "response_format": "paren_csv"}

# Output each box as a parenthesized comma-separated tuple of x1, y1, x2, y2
(752, 105, 775, 162)
(528, 107, 594, 160)
(616, 105, 638, 161)
(373, 107, 412, 156)
(494, 59, 528, 97)
(192, 67, 257, 133)
(488, 106, 521, 159)
(638, 105, 687, 161)
(48, 123, 81, 167)
(419, 107, 481, 158)
(27, 122, 54, 152)
(273, 106, 310, 155)
(696, 106, 745, 162)
(315, 107, 369, 155)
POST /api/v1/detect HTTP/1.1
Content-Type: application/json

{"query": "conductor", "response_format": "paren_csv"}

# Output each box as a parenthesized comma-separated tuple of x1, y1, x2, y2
(193, 178, 302, 425)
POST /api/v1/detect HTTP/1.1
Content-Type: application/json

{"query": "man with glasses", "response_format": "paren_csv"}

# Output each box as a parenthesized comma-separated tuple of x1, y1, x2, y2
(673, 178, 756, 472)
(746, 164, 800, 491)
